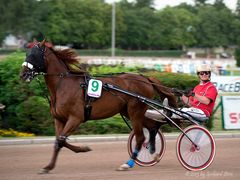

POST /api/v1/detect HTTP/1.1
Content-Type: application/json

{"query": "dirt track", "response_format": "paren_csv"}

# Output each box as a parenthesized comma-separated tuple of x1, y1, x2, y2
(0, 138, 239, 180)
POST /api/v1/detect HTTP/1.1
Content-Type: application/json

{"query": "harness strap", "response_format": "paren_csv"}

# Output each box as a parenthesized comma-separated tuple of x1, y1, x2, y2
(80, 75, 95, 122)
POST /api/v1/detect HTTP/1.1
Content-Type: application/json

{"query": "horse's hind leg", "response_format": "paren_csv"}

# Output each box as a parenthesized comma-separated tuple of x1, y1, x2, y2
(64, 141, 91, 153)
(144, 120, 161, 154)
(58, 116, 92, 152)
(117, 103, 146, 171)
(148, 124, 163, 162)
(144, 118, 163, 162)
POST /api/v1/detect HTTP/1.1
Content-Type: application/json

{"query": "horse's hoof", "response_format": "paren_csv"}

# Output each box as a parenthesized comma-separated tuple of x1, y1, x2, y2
(152, 153, 161, 162)
(116, 163, 130, 171)
(83, 146, 92, 152)
(38, 168, 49, 174)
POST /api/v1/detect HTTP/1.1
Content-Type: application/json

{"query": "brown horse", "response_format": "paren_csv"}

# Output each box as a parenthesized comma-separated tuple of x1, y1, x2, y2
(20, 40, 177, 173)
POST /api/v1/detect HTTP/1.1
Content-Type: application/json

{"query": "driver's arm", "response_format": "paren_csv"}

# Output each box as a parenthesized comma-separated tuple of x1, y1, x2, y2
(182, 94, 211, 105)
(193, 94, 211, 105)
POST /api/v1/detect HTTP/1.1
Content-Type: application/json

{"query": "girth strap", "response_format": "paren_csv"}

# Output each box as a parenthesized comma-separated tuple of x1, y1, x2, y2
(80, 76, 95, 122)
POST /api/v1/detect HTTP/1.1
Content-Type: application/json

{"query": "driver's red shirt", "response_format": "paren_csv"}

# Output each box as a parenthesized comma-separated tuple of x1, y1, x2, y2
(189, 81, 218, 117)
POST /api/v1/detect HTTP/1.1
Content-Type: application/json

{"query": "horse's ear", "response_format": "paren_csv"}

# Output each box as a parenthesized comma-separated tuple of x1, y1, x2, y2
(39, 39, 46, 48)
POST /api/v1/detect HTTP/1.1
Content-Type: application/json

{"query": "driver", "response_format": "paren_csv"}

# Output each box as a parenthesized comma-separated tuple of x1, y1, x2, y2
(178, 64, 218, 120)
(145, 64, 218, 121)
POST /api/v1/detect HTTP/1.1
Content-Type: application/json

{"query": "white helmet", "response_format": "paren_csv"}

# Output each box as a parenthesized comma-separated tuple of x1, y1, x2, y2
(196, 64, 211, 73)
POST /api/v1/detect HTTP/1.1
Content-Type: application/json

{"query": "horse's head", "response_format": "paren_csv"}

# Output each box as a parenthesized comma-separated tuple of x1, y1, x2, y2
(20, 41, 46, 82)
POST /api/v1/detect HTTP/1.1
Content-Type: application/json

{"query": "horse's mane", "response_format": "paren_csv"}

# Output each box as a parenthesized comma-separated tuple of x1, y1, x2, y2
(51, 47, 86, 73)
(53, 48, 79, 64)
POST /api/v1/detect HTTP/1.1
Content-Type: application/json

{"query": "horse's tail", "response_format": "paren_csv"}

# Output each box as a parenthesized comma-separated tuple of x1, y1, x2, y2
(147, 77, 178, 108)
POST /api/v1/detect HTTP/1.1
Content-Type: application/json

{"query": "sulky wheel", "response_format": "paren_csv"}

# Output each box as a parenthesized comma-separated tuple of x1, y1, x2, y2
(127, 128, 166, 167)
(176, 125, 216, 171)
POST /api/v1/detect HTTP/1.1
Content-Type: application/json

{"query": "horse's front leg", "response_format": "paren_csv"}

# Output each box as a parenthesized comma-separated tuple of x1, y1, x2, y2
(39, 119, 64, 174)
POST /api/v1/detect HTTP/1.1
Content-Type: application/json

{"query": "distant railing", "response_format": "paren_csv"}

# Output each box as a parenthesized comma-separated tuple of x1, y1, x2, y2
(76, 49, 184, 57)
(218, 68, 240, 76)
(0, 49, 16, 55)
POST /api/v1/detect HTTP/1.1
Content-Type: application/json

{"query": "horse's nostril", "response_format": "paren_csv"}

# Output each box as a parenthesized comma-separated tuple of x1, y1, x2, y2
(20, 74, 25, 80)
(20, 71, 29, 81)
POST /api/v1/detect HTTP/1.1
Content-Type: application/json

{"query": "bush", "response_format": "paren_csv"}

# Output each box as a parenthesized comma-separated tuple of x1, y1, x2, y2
(75, 115, 130, 134)
(89, 64, 141, 75)
(15, 96, 53, 135)
(0, 51, 50, 134)
(145, 71, 198, 89)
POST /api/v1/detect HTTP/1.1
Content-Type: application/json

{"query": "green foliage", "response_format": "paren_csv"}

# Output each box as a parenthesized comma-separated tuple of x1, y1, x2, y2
(0, 52, 29, 119)
(76, 115, 130, 134)
(15, 96, 53, 135)
(89, 64, 140, 75)
(145, 71, 198, 89)
(195, 5, 235, 47)
(0, 0, 48, 41)
(1, 0, 240, 51)
(154, 7, 196, 49)
(0, 52, 50, 134)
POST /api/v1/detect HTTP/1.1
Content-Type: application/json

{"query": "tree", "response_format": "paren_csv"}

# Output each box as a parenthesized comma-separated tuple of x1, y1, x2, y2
(214, 0, 227, 10)
(45, 0, 112, 48)
(236, 0, 240, 15)
(0, 0, 48, 41)
(153, 7, 196, 50)
(118, 2, 156, 49)
(194, 0, 208, 5)
(0, 0, 240, 51)
(195, 5, 235, 48)
(135, 0, 154, 8)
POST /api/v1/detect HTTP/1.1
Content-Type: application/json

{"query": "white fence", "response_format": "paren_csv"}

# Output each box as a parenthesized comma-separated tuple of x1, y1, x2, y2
(80, 56, 238, 75)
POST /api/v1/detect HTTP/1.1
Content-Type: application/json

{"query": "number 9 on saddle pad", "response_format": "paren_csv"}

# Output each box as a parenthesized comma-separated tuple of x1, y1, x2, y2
(87, 79, 103, 98)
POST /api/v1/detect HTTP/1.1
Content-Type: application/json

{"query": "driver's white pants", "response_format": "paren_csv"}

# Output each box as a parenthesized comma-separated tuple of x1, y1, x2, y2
(145, 107, 206, 120)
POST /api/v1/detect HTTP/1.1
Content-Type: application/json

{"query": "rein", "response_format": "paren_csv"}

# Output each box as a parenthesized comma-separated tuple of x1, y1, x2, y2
(34, 70, 168, 90)
(34, 72, 87, 77)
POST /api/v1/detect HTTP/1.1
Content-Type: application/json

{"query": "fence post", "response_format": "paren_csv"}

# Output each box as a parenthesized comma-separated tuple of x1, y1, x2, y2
(208, 97, 222, 130)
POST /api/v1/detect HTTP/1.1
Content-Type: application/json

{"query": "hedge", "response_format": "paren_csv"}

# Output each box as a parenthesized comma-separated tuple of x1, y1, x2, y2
(0, 52, 198, 136)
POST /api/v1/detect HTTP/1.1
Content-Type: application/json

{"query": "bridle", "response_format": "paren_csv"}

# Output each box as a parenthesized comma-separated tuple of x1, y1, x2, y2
(22, 44, 88, 81)
(21, 44, 48, 81)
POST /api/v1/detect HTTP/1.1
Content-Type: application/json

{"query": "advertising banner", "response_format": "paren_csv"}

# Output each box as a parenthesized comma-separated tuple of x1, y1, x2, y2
(211, 76, 240, 93)
(222, 96, 240, 129)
